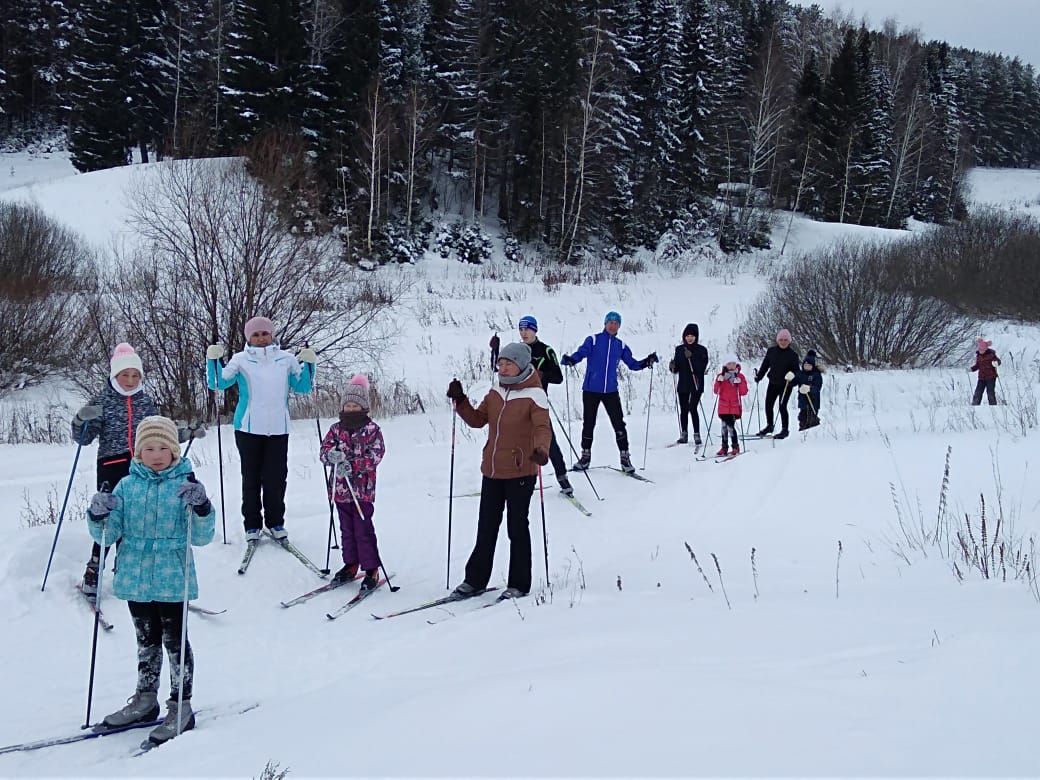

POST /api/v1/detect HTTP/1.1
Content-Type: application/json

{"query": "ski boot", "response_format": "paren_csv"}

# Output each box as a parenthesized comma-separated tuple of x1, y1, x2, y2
(755, 425, 773, 438)
(269, 525, 288, 540)
(572, 449, 591, 471)
(619, 450, 635, 474)
(557, 474, 574, 497)
(716, 445, 729, 457)
(81, 557, 100, 597)
(333, 564, 359, 583)
(148, 699, 194, 744)
(101, 691, 160, 729)
(693, 433, 702, 447)
(773, 430, 789, 440)
(675, 432, 688, 445)
(360, 570, 380, 591)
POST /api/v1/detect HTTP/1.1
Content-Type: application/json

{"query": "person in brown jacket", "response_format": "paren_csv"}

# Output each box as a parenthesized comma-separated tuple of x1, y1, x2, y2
(446, 342, 552, 600)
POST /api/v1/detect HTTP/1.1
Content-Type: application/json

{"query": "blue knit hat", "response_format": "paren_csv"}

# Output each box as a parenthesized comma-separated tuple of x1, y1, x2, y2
(518, 315, 538, 333)
(604, 311, 622, 325)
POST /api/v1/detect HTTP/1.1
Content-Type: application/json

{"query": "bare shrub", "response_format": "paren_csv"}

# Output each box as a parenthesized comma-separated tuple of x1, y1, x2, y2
(73, 147, 405, 419)
(256, 761, 290, 780)
(21, 482, 89, 529)
(0, 398, 74, 444)
(735, 241, 976, 368)
(0, 202, 89, 393)
(892, 208, 1040, 321)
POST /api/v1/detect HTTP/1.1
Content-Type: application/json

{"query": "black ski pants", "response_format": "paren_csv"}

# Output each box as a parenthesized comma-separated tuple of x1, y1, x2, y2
(580, 391, 628, 452)
(548, 425, 567, 478)
(128, 600, 193, 700)
(972, 378, 997, 406)
(719, 414, 739, 446)
(465, 475, 536, 594)
(764, 381, 793, 432)
(678, 389, 704, 435)
(234, 431, 289, 531)
(89, 454, 132, 563)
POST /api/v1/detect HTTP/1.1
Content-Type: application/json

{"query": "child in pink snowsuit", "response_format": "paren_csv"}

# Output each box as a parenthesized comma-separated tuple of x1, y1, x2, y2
(319, 375, 386, 590)
(713, 354, 748, 456)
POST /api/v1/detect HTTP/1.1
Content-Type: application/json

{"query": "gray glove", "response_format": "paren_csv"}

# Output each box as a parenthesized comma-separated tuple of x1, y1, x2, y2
(191, 425, 207, 439)
(784, 371, 796, 381)
(76, 404, 102, 422)
(799, 385, 810, 394)
(89, 492, 119, 518)
(177, 479, 210, 507)
(324, 449, 346, 465)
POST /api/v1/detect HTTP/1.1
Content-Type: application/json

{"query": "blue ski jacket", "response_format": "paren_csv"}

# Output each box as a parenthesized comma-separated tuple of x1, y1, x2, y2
(565, 331, 645, 394)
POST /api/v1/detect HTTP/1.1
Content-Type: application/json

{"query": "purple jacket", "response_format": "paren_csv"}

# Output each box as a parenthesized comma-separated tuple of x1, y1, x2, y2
(320, 420, 385, 504)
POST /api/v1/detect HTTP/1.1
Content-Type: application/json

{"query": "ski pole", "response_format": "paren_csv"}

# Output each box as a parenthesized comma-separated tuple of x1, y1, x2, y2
(174, 476, 198, 736)
(642, 363, 654, 469)
(446, 400, 457, 590)
(548, 399, 601, 501)
(538, 466, 549, 587)
(698, 394, 717, 452)
(748, 378, 761, 437)
(213, 390, 228, 545)
(671, 371, 681, 438)
(42, 418, 96, 592)
(315, 409, 338, 574)
(83, 480, 111, 729)
(564, 365, 573, 447)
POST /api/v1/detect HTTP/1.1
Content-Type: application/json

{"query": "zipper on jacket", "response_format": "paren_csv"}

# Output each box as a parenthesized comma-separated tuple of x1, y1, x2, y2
(603, 335, 611, 393)
(126, 396, 134, 456)
(490, 388, 509, 479)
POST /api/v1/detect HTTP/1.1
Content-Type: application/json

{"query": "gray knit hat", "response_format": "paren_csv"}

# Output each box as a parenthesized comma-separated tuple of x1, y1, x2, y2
(341, 374, 370, 412)
(498, 342, 532, 372)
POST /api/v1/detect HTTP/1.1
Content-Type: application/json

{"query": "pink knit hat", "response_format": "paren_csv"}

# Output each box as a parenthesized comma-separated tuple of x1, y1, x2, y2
(341, 374, 371, 411)
(777, 329, 792, 342)
(976, 338, 992, 352)
(110, 342, 143, 378)
(244, 316, 275, 340)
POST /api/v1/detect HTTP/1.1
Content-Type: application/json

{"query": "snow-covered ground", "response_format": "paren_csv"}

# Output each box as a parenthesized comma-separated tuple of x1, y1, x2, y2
(1, 154, 1039, 777)
(965, 166, 1040, 218)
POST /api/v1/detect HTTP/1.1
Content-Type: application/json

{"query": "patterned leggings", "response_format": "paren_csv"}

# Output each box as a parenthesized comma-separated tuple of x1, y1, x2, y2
(128, 601, 194, 700)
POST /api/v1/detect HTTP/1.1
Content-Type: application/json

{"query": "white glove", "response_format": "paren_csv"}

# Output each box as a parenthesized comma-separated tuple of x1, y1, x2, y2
(298, 348, 317, 364)
(799, 385, 810, 395)
(730, 376, 741, 385)
(206, 344, 225, 360)
(784, 371, 795, 381)
(324, 450, 346, 465)
(994, 359, 1001, 367)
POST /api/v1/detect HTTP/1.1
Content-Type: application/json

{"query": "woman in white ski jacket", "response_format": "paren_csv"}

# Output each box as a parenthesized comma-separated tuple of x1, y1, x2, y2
(206, 316, 315, 541)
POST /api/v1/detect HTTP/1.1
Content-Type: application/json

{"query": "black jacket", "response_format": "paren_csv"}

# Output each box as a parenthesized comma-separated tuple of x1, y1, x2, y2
(528, 339, 563, 391)
(796, 368, 823, 410)
(670, 344, 709, 394)
(756, 346, 801, 385)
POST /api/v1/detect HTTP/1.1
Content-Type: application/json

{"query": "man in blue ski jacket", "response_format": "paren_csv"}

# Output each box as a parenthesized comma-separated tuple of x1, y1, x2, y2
(561, 311, 658, 473)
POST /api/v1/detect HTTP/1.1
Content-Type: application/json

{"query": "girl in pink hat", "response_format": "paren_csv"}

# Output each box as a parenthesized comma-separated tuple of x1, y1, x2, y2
(319, 374, 386, 591)
(970, 338, 1001, 406)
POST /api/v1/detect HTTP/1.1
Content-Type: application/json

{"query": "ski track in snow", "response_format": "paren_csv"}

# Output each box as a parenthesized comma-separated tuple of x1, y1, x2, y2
(1, 155, 1039, 776)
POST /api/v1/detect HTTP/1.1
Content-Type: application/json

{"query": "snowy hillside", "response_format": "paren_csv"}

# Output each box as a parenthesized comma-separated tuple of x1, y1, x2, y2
(1, 158, 1039, 777)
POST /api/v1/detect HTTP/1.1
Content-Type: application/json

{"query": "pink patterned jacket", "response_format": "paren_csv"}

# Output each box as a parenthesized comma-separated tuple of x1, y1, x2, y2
(320, 419, 385, 504)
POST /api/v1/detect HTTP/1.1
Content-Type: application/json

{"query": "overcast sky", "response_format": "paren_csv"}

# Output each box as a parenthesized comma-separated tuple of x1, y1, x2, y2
(788, 0, 1040, 69)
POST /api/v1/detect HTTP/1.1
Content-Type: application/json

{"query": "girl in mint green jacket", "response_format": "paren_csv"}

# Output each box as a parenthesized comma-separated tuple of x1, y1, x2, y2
(86, 416, 214, 741)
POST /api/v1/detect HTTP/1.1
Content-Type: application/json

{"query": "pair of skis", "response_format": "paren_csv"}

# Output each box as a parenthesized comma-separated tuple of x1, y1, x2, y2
(371, 587, 503, 621)
(238, 530, 327, 578)
(77, 586, 224, 629)
(572, 465, 654, 484)
(279, 573, 395, 620)
(0, 702, 259, 756)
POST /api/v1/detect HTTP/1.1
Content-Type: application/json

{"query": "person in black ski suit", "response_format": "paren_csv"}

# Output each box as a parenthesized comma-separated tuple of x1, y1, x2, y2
(518, 316, 573, 496)
(753, 328, 801, 439)
(668, 323, 709, 445)
(795, 349, 823, 430)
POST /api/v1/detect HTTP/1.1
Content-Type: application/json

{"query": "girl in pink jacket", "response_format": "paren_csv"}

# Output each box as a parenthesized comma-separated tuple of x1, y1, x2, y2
(319, 375, 386, 590)
(713, 354, 749, 456)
